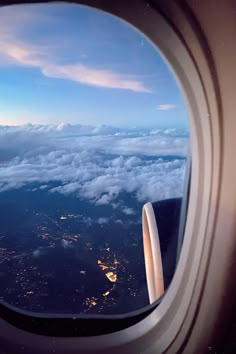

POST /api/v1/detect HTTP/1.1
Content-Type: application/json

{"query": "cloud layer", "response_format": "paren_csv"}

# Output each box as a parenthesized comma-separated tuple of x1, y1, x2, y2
(0, 124, 188, 204)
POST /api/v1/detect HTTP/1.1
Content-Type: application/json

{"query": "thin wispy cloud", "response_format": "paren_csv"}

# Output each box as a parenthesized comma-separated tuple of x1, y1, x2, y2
(42, 64, 151, 92)
(157, 104, 176, 111)
(0, 40, 46, 67)
(0, 9, 151, 93)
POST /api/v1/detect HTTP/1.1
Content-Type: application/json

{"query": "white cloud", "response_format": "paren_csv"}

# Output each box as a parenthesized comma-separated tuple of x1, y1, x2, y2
(39, 184, 49, 190)
(97, 218, 109, 225)
(96, 194, 113, 205)
(33, 249, 41, 257)
(115, 219, 123, 224)
(122, 207, 135, 216)
(157, 104, 176, 111)
(32, 248, 47, 257)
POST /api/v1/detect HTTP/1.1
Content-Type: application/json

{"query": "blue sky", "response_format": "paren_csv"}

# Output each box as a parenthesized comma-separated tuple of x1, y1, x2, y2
(0, 3, 188, 129)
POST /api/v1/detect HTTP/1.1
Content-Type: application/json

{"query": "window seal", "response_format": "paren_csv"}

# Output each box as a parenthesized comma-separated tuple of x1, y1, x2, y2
(0, 297, 163, 337)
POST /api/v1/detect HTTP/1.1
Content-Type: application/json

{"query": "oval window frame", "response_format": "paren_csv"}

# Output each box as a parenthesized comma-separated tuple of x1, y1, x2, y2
(0, 1, 221, 353)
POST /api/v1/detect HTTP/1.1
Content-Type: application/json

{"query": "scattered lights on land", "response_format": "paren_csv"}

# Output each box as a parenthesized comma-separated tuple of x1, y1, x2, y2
(105, 272, 117, 282)
(102, 291, 110, 297)
(97, 260, 109, 270)
(1, 209, 143, 313)
(85, 297, 98, 308)
(60, 214, 80, 220)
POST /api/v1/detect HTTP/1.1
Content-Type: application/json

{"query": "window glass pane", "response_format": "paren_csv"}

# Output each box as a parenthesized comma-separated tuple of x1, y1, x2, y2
(0, 3, 189, 314)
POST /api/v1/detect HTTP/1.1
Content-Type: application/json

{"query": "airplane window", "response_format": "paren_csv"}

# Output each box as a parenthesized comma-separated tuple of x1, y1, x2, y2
(0, 3, 189, 315)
